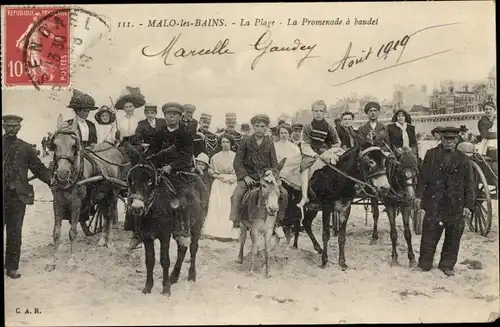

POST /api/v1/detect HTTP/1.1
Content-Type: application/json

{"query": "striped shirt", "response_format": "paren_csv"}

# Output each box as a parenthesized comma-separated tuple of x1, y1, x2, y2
(301, 119, 340, 157)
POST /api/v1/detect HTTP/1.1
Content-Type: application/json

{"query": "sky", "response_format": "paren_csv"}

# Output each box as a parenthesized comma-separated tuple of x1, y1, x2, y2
(2, 2, 496, 144)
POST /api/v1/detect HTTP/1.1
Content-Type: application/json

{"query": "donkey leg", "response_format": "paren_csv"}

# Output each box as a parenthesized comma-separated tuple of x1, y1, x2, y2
(188, 224, 201, 282)
(336, 200, 351, 271)
(160, 235, 171, 296)
(264, 219, 275, 278)
(67, 202, 81, 267)
(46, 204, 63, 272)
(321, 209, 332, 268)
(142, 239, 155, 294)
(303, 210, 322, 254)
(402, 206, 417, 267)
(249, 226, 258, 274)
(237, 223, 248, 264)
(292, 213, 301, 249)
(370, 197, 380, 245)
(386, 205, 399, 267)
(170, 241, 188, 284)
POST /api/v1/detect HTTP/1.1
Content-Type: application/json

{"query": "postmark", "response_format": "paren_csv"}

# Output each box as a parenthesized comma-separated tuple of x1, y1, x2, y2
(3, 6, 111, 91)
(3, 7, 70, 87)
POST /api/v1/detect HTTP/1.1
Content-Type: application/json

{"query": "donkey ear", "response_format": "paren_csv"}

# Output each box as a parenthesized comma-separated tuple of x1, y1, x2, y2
(56, 114, 64, 129)
(70, 117, 78, 131)
(277, 158, 287, 172)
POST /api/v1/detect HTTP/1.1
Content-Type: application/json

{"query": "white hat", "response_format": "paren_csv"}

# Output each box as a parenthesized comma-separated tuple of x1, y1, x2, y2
(195, 153, 210, 166)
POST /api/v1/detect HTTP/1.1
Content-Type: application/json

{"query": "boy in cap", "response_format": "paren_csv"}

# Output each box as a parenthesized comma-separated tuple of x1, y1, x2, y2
(135, 104, 166, 154)
(297, 100, 341, 208)
(231, 114, 288, 238)
(291, 123, 303, 147)
(223, 113, 243, 152)
(414, 126, 474, 276)
(3, 115, 52, 279)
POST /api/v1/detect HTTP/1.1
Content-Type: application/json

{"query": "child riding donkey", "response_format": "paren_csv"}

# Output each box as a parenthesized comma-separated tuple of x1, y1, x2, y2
(230, 114, 288, 238)
(297, 100, 343, 208)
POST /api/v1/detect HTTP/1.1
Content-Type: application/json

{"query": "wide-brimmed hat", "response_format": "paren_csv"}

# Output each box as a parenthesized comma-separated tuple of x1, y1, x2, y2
(392, 109, 412, 124)
(364, 101, 381, 114)
(67, 89, 99, 110)
(115, 86, 146, 110)
(94, 106, 116, 125)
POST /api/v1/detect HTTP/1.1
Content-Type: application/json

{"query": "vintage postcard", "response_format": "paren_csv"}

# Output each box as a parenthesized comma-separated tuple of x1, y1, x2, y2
(2, 2, 498, 326)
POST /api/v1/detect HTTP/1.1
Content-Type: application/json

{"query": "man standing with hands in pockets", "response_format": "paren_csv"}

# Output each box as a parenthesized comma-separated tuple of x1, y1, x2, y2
(414, 126, 475, 276)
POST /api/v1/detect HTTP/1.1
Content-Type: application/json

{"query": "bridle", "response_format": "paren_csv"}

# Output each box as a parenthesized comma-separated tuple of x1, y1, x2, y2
(126, 162, 160, 217)
(259, 169, 281, 217)
(50, 130, 84, 189)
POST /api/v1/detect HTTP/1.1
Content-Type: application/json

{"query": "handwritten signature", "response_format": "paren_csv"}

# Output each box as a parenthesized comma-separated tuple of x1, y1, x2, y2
(141, 33, 235, 66)
(249, 30, 318, 70)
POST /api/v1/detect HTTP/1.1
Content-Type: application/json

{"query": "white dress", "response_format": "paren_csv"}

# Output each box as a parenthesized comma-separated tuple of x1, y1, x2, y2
(203, 150, 239, 240)
(274, 140, 302, 189)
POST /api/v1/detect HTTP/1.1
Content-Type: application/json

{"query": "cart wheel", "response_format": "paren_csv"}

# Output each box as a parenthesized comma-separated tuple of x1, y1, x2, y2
(467, 161, 493, 237)
(411, 205, 423, 236)
(80, 204, 104, 236)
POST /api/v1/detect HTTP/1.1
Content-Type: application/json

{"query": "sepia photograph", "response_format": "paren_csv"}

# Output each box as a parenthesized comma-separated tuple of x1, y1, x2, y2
(2, 2, 498, 325)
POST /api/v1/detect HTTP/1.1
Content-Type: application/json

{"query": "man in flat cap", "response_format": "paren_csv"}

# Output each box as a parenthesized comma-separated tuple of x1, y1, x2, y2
(357, 101, 387, 146)
(337, 111, 356, 150)
(231, 114, 288, 238)
(65, 89, 99, 148)
(3, 115, 52, 279)
(291, 123, 303, 148)
(149, 102, 208, 242)
(197, 113, 219, 158)
(134, 104, 167, 154)
(414, 126, 474, 276)
(297, 100, 341, 208)
(223, 113, 243, 152)
(182, 104, 199, 135)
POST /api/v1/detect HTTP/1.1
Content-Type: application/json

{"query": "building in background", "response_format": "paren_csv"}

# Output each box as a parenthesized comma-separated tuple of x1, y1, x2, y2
(392, 84, 430, 112)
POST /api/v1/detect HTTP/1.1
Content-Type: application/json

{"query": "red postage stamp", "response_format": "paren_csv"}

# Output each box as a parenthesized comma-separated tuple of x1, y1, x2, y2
(3, 7, 70, 87)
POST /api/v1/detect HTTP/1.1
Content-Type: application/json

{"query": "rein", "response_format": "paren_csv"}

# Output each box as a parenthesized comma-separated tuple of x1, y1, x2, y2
(85, 148, 130, 168)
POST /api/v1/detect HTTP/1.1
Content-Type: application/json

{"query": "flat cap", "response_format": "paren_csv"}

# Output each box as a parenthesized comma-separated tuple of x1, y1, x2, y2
(311, 100, 327, 110)
(364, 101, 381, 114)
(162, 102, 183, 114)
(144, 104, 158, 112)
(183, 104, 196, 112)
(2, 115, 23, 125)
(250, 114, 270, 126)
(240, 123, 250, 131)
(200, 113, 212, 120)
(431, 126, 444, 136)
(440, 126, 461, 136)
(292, 123, 304, 130)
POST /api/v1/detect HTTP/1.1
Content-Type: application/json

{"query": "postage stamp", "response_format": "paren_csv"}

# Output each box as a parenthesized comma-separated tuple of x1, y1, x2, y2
(3, 6, 70, 87)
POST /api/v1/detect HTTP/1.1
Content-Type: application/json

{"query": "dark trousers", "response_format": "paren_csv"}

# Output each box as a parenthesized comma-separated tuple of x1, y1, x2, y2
(3, 190, 27, 271)
(418, 211, 465, 271)
(229, 180, 288, 224)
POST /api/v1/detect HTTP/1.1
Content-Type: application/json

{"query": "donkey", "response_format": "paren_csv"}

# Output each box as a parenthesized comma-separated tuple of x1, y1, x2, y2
(294, 134, 391, 270)
(236, 158, 286, 277)
(126, 155, 208, 295)
(46, 115, 125, 271)
(370, 146, 420, 267)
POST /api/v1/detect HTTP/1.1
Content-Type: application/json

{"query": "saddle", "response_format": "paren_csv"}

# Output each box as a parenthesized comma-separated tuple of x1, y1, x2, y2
(240, 186, 262, 223)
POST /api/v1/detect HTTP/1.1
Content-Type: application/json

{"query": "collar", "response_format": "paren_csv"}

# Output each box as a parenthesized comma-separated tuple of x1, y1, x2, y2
(125, 113, 135, 119)
(166, 125, 179, 132)
(75, 116, 86, 124)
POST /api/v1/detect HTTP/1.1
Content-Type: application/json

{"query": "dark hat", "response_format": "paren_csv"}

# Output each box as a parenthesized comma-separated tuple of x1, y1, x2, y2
(392, 109, 412, 124)
(115, 86, 146, 110)
(162, 102, 183, 114)
(292, 123, 303, 131)
(144, 104, 158, 112)
(431, 126, 444, 136)
(183, 104, 196, 113)
(94, 106, 116, 125)
(341, 111, 355, 119)
(250, 114, 270, 126)
(483, 101, 496, 110)
(67, 89, 99, 110)
(2, 115, 23, 125)
(459, 125, 469, 132)
(364, 101, 381, 114)
(440, 126, 461, 137)
(240, 123, 250, 131)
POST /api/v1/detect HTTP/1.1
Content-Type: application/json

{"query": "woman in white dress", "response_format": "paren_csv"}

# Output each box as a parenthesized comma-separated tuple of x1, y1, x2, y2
(94, 106, 118, 145)
(273, 124, 302, 189)
(203, 134, 239, 241)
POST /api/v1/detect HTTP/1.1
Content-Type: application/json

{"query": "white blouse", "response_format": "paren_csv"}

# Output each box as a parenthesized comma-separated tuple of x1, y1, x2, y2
(116, 112, 141, 140)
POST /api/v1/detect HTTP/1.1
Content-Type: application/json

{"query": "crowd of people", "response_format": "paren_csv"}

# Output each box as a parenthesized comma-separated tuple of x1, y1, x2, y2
(3, 85, 497, 279)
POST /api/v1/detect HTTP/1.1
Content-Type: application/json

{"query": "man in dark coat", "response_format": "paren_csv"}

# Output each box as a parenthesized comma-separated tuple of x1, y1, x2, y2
(223, 112, 243, 152)
(357, 102, 387, 146)
(65, 89, 99, 148)
(197, 113, 219, 158)
(182, 104, 199, 135)
(414, 126, 474, 276)
(134, 104, 167, 154)
(230, 114, 288, 238)
(3, 115, 52, 279)
(337, 111, 356, 150)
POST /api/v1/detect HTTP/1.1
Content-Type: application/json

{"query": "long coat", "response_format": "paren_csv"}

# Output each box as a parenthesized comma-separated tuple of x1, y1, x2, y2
(357, 121, 387, 144)
(234, 135, 278, 181)
(134, 118, 167, 152)
(416, 146, 475, 218)
(66, 119, 98, 147)
(2, 135, 52, 205)
(337, 125, 355, 149)
(386, 123, 418, 154)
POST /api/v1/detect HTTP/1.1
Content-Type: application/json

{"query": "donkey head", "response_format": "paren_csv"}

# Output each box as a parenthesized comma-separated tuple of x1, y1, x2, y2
(259, 158, 286, 216)
(127, 161, 159, 217)
(391, 146, 419, 201)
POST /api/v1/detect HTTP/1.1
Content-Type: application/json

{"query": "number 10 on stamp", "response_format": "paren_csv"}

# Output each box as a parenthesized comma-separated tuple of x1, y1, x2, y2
(3, 7, 70, 87)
